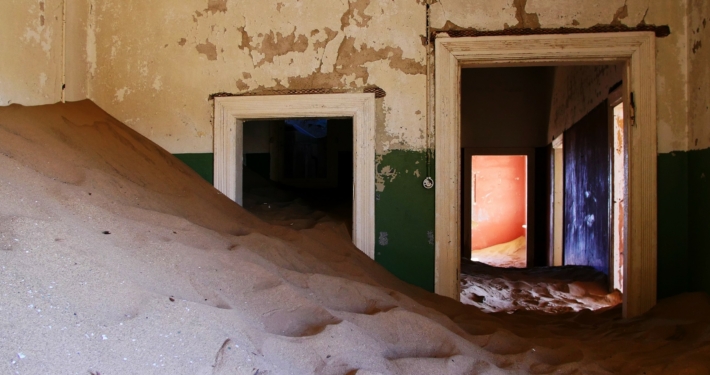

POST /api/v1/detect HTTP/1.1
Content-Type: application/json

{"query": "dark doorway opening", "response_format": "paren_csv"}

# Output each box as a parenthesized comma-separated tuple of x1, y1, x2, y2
(242, 118, 354, 234)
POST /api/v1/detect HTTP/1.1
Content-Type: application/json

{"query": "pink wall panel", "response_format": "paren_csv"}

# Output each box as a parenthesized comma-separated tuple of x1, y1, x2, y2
(471, 155, 527, 250)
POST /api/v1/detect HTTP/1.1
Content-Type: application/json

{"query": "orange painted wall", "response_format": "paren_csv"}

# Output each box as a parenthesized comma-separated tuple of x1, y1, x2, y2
(471, 155, 527, 250)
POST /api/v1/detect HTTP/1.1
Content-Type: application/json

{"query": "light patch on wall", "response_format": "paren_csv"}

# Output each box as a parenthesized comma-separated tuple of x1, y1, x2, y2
(114, 87, 131, 102)
(39, 73, 47, 88)
(111, 36, 121, 59)
(22, 3, 53, 58)
(152, 76, 163, 91)
(379, 232, 389, 246)
(86, 0, 97, 77)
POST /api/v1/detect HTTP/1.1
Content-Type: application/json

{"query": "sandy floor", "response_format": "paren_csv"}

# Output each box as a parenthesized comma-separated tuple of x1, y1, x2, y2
(1, 100, 709, 374)
(470, 236, 527, 268)
(461, 259, 622, 314)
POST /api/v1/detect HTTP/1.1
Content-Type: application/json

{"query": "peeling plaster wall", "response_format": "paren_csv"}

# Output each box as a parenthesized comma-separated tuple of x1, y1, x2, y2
(547, 64, 624, 141)
(64, 0, 90, 101)
(0, 0, 64, 105)
(431, 0, 689, 154)
(87, 0, 427, 154)
(688, 0, 709, 151)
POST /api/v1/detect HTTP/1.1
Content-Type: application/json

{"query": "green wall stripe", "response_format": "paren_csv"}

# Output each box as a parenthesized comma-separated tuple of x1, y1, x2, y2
(375, 150, 435, 292)
(689, 147, 710, 295)
(657, 152, 690, 299)
(170, 150, 710, 297)
(174, 153, 214, 184)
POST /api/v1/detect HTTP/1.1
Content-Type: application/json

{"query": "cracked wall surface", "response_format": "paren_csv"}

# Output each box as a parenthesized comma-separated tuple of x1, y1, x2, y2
(431, 0, 689, 153)
(87, 0, 427, 154)
(0, 0, 64, 105)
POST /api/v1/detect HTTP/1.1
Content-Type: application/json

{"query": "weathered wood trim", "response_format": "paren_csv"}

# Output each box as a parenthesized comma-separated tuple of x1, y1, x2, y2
(213, 94, 376, 259)
(434, 32, 657, 317)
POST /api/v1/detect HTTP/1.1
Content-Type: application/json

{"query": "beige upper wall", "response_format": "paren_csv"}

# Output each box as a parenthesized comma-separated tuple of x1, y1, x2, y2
(1, 0, 700, 154)
(87, 0, 427, 154)
(0, 0, 64, 105)
(688, 0, 710, 150)
(0, 0, 89, 105)
(431, 0, 689, 153)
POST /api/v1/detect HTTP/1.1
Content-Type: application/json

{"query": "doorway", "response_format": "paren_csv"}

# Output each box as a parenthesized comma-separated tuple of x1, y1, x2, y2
(434, 32, 658, 318)
(212, 93, 376, 259)
(241, 118, 354, 234)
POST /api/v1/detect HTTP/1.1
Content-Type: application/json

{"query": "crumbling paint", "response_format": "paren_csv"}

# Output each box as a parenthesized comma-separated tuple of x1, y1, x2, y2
(0, 0, 63, 105)
(195, 39, 218, 60)
(87, 0, 427, 154)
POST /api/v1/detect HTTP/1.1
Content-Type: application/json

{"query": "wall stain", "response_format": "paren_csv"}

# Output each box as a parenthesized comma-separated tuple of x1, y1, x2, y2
(235, 79, 249, 91)
(312, 27, 338, 50)
(205, 0, 227, 14)
(257, 30, 309, 67)
(341, 0, 373, 28)
(178, 38, 187, 46)
(286, 36, 425, 90)
(196, 39, 218, 60)
(510, 0, 540, 29)
(611, 2, 629, 26)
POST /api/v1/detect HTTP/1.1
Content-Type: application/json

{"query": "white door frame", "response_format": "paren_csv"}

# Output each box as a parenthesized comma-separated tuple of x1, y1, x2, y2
(213, 93, 376, 259)
(434, 32, 657, 318)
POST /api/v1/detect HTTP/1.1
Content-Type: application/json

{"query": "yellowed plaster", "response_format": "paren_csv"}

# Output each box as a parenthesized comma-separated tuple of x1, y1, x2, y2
(688, 0, 710, 150)
(0, 0, 64, 105)
(87, 0, 427, 154)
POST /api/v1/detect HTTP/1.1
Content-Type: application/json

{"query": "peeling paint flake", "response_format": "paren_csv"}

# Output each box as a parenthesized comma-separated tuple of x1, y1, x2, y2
(196, 39, 218, 60)
(205, 0, 228, 14)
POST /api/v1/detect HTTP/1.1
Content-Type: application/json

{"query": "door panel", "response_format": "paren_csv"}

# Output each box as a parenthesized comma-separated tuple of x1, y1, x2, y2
(563, 100, 611, 274)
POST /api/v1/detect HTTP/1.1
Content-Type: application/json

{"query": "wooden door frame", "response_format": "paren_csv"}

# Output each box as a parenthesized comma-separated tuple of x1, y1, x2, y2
(434, 32, 657, 318)
(213, 93, 376, 259)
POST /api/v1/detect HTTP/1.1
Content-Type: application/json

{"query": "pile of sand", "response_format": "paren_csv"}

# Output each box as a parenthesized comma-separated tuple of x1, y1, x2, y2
(1, 101, 709, 374)
(461, 260, 622, 314)
(470, 236, 527, 268)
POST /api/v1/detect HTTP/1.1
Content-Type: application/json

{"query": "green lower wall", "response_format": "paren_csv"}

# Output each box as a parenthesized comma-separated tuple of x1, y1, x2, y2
(375, 150, 435, 291)
(689, 147, 710, 295)
(174, 153, 214, 184)
(174, 150, 710, 297)
(657, 152, 690, 298)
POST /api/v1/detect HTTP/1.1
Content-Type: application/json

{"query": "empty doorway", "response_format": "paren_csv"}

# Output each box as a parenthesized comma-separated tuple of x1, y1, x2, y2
(212, 93, 376, 258)
(241, 118, 354, 234)
(435, 32, 658, 318)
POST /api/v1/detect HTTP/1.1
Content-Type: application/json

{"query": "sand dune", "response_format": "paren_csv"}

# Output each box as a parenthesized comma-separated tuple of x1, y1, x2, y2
(1, 101, 709, 374)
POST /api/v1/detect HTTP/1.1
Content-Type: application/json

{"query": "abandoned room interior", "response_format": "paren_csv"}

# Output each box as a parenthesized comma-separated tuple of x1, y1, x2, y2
(1, 0, 709, 373)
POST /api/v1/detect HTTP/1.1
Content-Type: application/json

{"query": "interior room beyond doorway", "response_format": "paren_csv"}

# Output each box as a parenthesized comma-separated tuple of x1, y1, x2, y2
(241, 118, 354, 235)
(458, 64, 628, 314)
